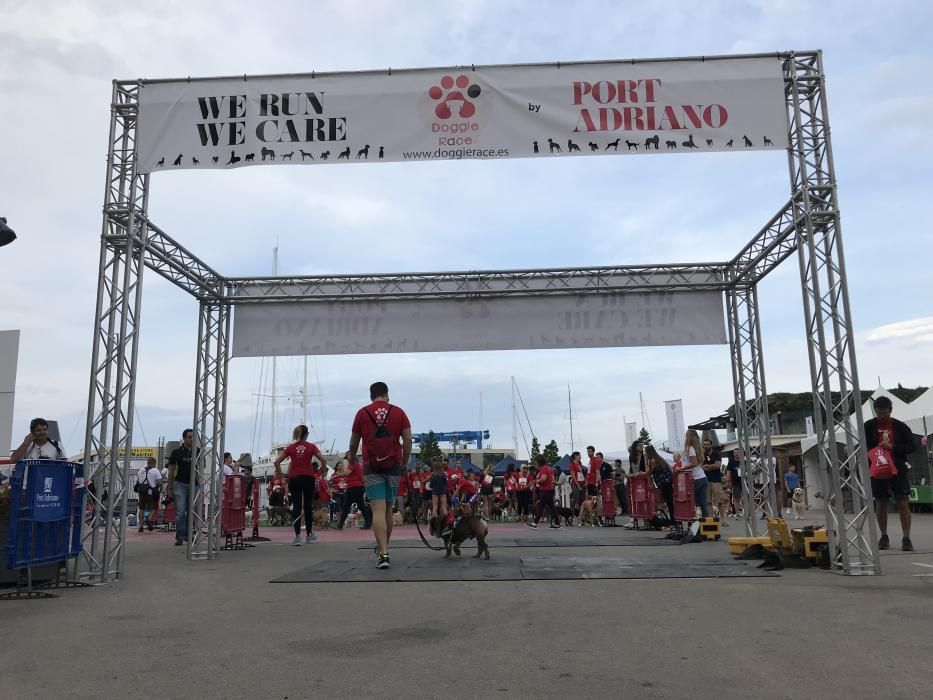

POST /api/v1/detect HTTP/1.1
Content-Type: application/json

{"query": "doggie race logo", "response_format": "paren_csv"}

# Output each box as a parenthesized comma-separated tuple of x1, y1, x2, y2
(136, 56, 787, 172)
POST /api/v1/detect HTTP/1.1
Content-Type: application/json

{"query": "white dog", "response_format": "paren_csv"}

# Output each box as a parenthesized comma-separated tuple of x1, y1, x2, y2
(791, 487, 806, 519)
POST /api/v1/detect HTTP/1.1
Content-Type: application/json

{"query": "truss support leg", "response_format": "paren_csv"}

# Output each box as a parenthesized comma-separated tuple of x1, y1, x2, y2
(187, 299, 231, 561)
(726, 285, 774, 537)
(786, 52, 878, 575)
(77, 81, 148, 584)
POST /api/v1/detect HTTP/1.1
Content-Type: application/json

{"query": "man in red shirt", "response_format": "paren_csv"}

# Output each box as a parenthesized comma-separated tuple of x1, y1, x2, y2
(527, 455, 560, 529)
(348, 381, 413, 570)
(586, 445, 601, 500)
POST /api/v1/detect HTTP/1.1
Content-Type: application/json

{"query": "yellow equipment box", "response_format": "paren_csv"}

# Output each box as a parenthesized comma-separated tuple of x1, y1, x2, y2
(792, 528, 829, 560)
(699, 517, 721, 541)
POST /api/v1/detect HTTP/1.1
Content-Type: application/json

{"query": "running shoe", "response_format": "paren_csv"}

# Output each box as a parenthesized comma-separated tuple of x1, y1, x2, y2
(292, 536, 303, 546)
(525, 521, 538, 529)
(878, 534, 889, 550)
(306, 533, 317, 543)
(549, 523, 561, 529)
(902, 537, 914, 552)
(376, 553, 391, 569)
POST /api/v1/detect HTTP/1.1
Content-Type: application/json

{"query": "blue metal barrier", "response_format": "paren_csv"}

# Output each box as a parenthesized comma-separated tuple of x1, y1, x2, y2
(5, 460, 84, 570)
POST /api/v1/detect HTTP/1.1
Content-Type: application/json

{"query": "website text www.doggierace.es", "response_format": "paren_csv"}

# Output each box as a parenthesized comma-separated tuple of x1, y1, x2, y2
(401, 147, 510, 160)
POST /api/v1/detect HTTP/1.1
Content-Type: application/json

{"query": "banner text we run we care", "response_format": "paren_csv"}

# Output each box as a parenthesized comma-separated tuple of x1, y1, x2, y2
(194, 92, 348, 147)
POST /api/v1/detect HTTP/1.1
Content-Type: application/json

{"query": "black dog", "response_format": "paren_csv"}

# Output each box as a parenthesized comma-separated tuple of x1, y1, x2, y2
(553, 505, 574, 526)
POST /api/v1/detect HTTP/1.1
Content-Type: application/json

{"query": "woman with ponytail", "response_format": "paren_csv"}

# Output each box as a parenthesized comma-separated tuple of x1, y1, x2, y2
(274, 424, 327, 546)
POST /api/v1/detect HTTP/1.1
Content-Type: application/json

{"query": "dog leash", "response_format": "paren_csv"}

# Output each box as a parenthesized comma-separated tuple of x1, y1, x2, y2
(414, 512, 445, 551)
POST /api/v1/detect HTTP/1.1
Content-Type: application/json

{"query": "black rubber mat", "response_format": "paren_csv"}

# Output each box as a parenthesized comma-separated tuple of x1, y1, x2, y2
(271, 555, 775, 583)
(357, 536, 676, 549)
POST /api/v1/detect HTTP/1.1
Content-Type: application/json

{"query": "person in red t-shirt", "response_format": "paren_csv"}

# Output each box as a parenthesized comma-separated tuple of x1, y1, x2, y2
(347, 381, 413, 569)
(316, 476, 332, 520)
(515, 464, 532, 522)
(336, 455, 370, 529)
(527, 454, 560, 529)
(458, 472, 478, 507)
(585, 445, 601, 499)
(268, 474, 285, 508)
(504, 464, 518, 516)
(273, 424, 326, 545)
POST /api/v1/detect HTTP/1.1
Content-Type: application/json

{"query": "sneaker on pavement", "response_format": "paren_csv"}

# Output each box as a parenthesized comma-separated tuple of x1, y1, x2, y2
(174, 538, 183, 546)
(902, 537, 914, 552)
(306, 533, 317, 543)
(878, 534, 889, 550)
(549, 523, 561, 529)
(292, 536, 303, 546)
(525, 521, 538, 529)
(376, 553, 391, 569)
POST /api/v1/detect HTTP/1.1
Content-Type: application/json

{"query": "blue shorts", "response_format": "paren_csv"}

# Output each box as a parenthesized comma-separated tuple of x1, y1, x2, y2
(363, 468, 400, 502)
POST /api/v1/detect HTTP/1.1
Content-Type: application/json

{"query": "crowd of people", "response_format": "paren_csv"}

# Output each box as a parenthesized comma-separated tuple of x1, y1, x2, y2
(13, 387, 917, 571)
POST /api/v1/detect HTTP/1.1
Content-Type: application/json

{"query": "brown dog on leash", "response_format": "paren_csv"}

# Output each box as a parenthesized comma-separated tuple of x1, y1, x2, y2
(430, 509, 491, 560)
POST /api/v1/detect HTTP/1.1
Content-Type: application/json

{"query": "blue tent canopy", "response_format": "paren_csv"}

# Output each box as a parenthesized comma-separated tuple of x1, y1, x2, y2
(453, 457, 481, 474)
(552, 454, 572, 473)
(493, 455, 523, 476)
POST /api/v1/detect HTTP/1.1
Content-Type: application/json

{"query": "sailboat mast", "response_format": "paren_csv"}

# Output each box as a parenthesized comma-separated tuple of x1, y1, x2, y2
(271, 245, 278, 449)
(479, 391, 484, 449)
(511, 377, 518, 457)
(302, 355, 308, 427)
(639, 391, 646, 433)
(568, 384, 575, 453)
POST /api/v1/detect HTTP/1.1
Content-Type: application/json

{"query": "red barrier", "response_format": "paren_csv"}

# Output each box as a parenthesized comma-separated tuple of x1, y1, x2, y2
(245, 478, 270, 542)
(599, 480, 616, 517)
(628, 474, 654, 520)
(222, 475, 246, 535)
(673, 470, 696, 522)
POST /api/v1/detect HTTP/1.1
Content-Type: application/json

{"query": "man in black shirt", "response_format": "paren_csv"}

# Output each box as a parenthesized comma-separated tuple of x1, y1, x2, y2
(702, 439, 726, 523)
(866, 396, 915, 551)
(166, 429, 198, 547)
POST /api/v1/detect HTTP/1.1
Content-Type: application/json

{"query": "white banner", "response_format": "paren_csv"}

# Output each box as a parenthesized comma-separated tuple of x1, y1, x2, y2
(624, 422, 638, 448)
(137, 57, 787, 173)
(232, 291, 725, 357)
(665, 399, 686, 452)
(804, 415, 814, 437)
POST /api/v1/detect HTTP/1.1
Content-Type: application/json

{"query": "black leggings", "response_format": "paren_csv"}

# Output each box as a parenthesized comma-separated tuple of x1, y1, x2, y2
(534, 489, 559, 525)
(516, 490, 532, 518)
(658, 482, 675, 518)
(288, 475, 315, 536)
(339, 486, 371, 528)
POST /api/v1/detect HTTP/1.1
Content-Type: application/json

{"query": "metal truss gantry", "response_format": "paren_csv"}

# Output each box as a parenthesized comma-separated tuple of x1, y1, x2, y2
(82, 50, 875, 580)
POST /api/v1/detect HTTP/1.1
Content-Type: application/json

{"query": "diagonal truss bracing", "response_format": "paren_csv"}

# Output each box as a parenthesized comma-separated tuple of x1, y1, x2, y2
(228, 264, 731, 302)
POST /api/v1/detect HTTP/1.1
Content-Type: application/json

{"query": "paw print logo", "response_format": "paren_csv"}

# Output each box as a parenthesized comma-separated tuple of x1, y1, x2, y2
(428, 74, 481, 119)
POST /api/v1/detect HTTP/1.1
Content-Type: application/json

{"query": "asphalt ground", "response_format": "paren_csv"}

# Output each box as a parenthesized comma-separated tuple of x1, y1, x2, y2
(2, 512, 932, 699)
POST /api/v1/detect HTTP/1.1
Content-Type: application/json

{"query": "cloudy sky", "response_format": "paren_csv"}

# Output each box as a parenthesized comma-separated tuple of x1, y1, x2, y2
(2, 0, 931, 460)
